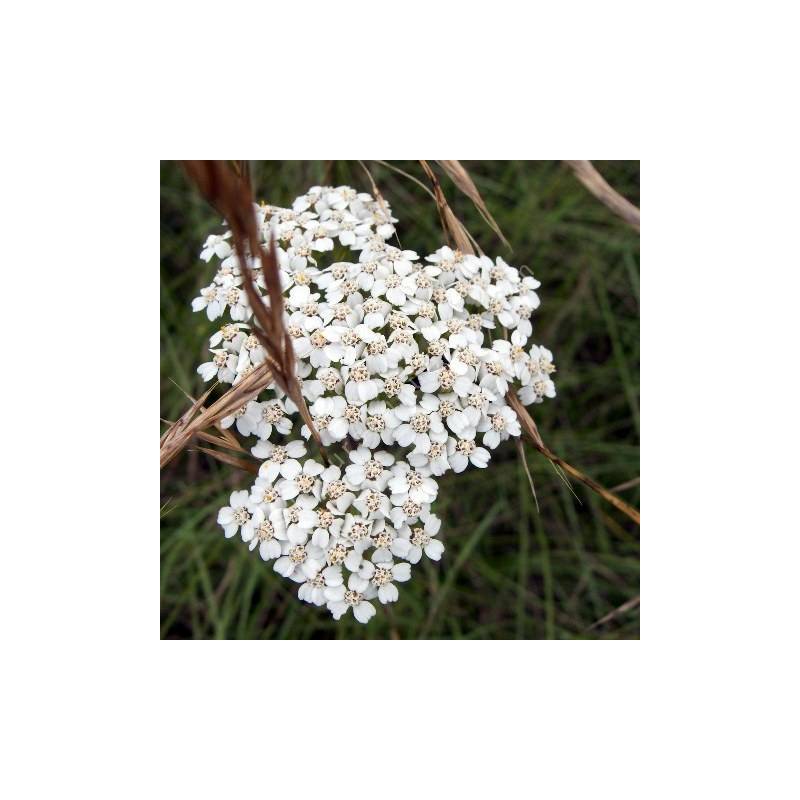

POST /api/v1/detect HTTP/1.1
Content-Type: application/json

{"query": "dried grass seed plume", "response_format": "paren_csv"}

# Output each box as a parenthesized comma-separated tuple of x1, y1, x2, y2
(180, 160, 324, 452)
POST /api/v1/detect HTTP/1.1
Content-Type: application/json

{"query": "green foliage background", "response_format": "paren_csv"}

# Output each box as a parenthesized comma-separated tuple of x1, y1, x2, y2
(160, 160, 640, 639)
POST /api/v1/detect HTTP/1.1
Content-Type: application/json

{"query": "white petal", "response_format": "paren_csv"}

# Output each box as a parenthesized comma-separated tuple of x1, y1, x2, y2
(353, 600, 376, 623)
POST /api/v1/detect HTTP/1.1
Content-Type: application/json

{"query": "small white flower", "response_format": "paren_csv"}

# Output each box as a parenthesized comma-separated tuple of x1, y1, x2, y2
(398, 513, 444, 563)
(293, 324, 346, 369)
(408, 437, 450, 476)
(483, 255, 520, 296)
(447, 436, 491, 473)
(382, 375, 417, 406)
(369, 518, 412, 562)
(274, 541, 325, 582)
(217, 490, 260, 539)
(362, 332, 400, 375)
(248, 475, 283, 507)
(393, 394, 445, 450)
(245, 399, 293, 440)
(449, 342, 483, 377)
(356, 400, 400, 448)
(353, 486, 392, 519)
(315, 262, 361, 304)
(380, 246, 419, 276)
(388, 461, 438, 505)
(218, 284, 250, 322)
(208, 322, 248, 349)
(298, 565, 344, 606)
(281, 495, 320, 544)
(518, 377, 556, 405)
(345, 447, 394, 490)
(201, 232, 232, 262)
(305, 396, 350, 444)
(388, 497, 429, 529)
(197, 348, 237, 383)
(373, 272, 417, 306)
(319, 464, 356, 514)
(278, 459, 325, 502)
(478, 403, 520, 449)
(286, 285, 323, 327)
(343, 361, 383, 404)
(309, 503, 345, 548)
(430, 283, 465, 320)
(529, 344, 557, 377)
(358, 296, 392, 330)
(251, 439, 307, 482)
(358, 559, 411, 604)
(518, 345, 557, 404)
(326, 574, 377, 623)
(235, 334, 268, 373)
(219, 402, 253, 436)
(479, 344, 515, 396)
(341, 513, 374, 549)
(303, 219, 336, 252)
(418, 363, 473, 397)
(246, 507, 288, 561)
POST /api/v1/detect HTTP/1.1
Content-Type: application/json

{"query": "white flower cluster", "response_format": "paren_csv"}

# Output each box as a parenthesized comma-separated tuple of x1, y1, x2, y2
(192, 184, 556, 623)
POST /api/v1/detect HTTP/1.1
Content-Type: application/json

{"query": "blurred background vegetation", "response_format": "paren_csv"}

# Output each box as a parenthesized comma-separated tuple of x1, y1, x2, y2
(160, 160, 640, 640)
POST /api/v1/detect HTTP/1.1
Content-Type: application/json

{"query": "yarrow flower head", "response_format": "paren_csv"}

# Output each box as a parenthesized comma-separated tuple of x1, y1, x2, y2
(191, 184, 557, 623)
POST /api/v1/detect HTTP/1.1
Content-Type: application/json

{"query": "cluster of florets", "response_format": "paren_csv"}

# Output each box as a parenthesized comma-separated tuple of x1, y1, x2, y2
(193, 184, 556, 623)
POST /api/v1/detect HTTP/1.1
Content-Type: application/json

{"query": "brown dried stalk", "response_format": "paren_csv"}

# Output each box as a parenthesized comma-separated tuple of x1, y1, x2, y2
(564, 160, 640, 231)
(167, 378, 243, 452)
(196, 446, 260, 475)
(161, 424, 248, 454)
(586, 594, 640, 631)
(419, 160, 481, 255)
(506, 391, 640, 525)
(160, 384, 214, 449)
(436, 160, 511, 250)
(160, 363, 273, 470)
(357, 161, 391, 218)
(179, 160, 324, 455)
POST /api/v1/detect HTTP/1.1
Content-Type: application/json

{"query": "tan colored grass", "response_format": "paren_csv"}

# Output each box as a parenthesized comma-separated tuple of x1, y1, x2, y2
(436, 160, 511, 250)
(506, 390, 640, 525)
(564, 160, 640, 231)
(180, 161, 324, 455)
(160, 364, 273, 470)
(419, 160, 480, 255)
